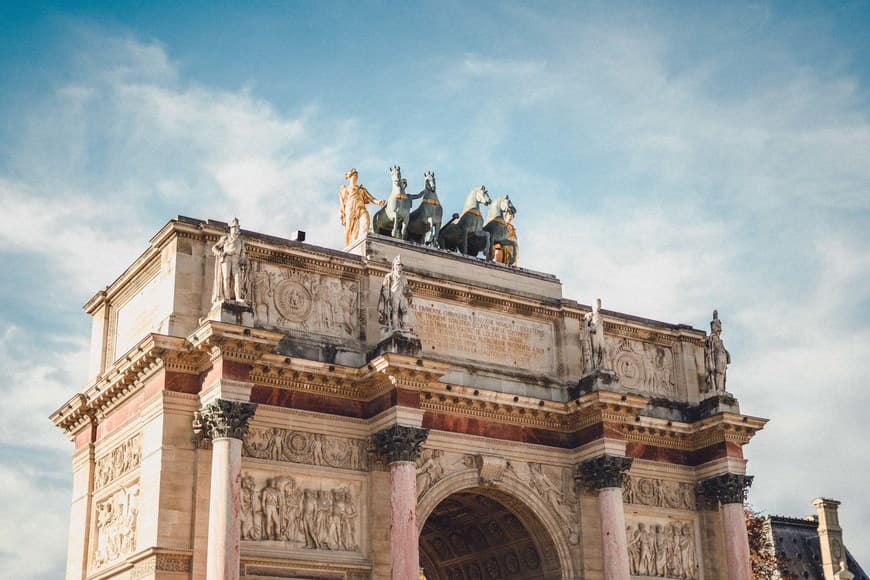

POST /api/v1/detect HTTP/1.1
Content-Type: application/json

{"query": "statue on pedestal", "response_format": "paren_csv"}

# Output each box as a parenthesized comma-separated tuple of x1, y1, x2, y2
(582, 298, 607, 374)
(704, 310, 731, 392)
(339, 168, 384, 247)
(378, 255, 414, 334)
(211, 217, 250, 304)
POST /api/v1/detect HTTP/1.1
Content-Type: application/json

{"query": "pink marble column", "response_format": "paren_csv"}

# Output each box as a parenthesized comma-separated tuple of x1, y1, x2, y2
(701, 473, 753, 580)
(722, 502, 753, 580)
(391, 461, 420, 580)
(373, 424, 429, 580)
(198, 399, 257, 580)
(599, 487, 631, 580)
(577, 454, 633, 580)
(207, 437, 243, 580)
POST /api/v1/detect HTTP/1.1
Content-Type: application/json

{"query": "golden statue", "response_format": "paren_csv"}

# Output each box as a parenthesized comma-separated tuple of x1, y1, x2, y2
(338, 168, 384, 247)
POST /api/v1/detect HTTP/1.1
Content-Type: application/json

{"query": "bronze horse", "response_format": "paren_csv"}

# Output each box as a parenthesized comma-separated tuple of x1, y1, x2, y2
(437, 186, 492, 257)
(406, 171, 443, 247)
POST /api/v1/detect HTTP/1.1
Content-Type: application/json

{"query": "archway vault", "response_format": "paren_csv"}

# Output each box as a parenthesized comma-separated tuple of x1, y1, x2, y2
(417, 469, 576, 580)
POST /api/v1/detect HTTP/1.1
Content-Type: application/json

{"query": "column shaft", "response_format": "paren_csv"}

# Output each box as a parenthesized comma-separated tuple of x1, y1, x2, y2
(206, 437, 242, 580)
(390, 461, 420, 580)
(598, 487, 631, 580)
(722, 502, 753, 580)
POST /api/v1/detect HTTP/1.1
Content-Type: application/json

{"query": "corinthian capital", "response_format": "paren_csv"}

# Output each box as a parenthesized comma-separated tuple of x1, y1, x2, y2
(699, 473, 753, 505)
(198, 399, 257, 440)
(576, 454, 633, 490)
(373, 425, 429, 463)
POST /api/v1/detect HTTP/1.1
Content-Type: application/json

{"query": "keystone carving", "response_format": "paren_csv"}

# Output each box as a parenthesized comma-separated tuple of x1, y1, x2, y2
(197, 399, 258, 441)
(373, 425, 429, 463)
(576, 454, 633, 490)
(699, 473, 753, 505)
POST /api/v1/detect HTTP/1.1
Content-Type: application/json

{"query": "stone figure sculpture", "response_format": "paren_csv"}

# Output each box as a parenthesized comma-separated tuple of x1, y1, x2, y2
(627, 520, 698, 579)
(438, 185, 492, 256)
(406, 171, 443, 247)
(704, 310, 731, 392)
(582, 298, 606, 374)
(372, 165, 424, 239)
(484, 195, 518, 266)
(211, 217, 250, 304)
(378, 255, 414, 333)
(338, 168, 384, 247)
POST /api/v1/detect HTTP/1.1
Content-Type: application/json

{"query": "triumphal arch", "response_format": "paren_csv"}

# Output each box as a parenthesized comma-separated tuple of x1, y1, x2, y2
(53, 168, 767, 580)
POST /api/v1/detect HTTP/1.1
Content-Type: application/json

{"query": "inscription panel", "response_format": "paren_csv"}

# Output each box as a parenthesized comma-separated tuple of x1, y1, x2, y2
(413, 300, 555, 373)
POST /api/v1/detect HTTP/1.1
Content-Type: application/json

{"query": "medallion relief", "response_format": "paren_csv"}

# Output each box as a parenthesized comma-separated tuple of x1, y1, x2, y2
(626, 518, 699, 580)
(94, 433, 142, 490)
(623, 475, 696, 511)
(92, 481, 140, 569)
(250, 263, 359, 338)
(243, 426, 369, 471)
(605, 337, 677, 397)
(240, 471, 361, 552)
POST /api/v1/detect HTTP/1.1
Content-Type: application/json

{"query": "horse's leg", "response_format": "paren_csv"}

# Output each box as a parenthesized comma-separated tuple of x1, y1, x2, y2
(483, 231, 491, 260)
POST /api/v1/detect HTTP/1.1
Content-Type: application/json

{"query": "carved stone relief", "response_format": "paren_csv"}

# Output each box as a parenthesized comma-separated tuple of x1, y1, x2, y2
(623, 475, 696, 511)
(243, 427, 369, 471)
(94, 433, 142, 490)
(504, 461, 579, 545)
(92, 481, 140, 569)
(606, 337, 676, 397)
(249, 263, 359, 338)
(626, 518, 699, 579)
(240, 470, 361, 552)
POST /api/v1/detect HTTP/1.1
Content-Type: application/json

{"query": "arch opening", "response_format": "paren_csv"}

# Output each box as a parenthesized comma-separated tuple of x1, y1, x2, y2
(419, 489, 563, 580)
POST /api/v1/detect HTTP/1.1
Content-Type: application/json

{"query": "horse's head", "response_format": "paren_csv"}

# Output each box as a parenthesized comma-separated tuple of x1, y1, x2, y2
(475, 186, 492, 206)
(423, 171, 436, 193)
(389, 165, 403, 188)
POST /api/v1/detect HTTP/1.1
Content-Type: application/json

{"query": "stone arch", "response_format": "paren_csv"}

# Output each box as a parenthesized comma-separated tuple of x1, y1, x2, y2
(417, 468, 577, 579)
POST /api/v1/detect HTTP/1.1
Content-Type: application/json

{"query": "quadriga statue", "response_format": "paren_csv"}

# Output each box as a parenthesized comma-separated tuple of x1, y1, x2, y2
(484, 195, 518, 266)
(437, 185, 492, 256)
(405, 171, 443, 247)
(372, 165, 424, 239)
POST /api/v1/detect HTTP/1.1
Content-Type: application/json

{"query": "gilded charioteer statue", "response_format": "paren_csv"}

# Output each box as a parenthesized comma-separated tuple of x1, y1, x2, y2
(338, 168, 384, 247)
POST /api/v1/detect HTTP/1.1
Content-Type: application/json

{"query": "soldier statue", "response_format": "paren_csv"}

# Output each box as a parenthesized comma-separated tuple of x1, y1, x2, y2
(338, 168, 384, 247)
(378, 255, 414, 333)
(211, 217, 249, 303)
(582, 298, 606, 374)
(704, 310, 731, 392)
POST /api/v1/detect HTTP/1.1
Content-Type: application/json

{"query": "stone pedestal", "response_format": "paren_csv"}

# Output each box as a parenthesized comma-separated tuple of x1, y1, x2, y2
(208, 300, 254, 327)
(370, 331, 423, 359)
(199, 399, 257, 580)
(701, 473, 753, 580)
(577, 454, 633, 580)
(374, 425, 429, 580)
(576, 369, 620, 394)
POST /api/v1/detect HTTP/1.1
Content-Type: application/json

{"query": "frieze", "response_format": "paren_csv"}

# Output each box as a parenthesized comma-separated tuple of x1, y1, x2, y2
(249, 262, 359, 339)
(243, 426, 369, 471)
(626, 518, 699, 579)
(92, 480, 140, 570)
(94, 433, 142, 490)
(623, 475, 696, 511)
(240, 471, 361, 552)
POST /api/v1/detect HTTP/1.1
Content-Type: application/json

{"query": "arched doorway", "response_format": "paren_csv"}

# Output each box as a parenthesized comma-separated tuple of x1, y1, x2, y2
(419, 489, 564, 580)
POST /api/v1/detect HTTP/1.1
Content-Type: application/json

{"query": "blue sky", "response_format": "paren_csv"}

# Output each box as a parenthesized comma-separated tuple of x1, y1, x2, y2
(1, 1, 869, 577)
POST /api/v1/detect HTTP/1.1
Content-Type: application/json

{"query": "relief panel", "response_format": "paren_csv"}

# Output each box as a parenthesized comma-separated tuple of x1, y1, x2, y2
(243, 426, 369, 471)
(626, 516, 700, 580)
(91, 480, 140, 570)
(94, 433, 142, 490)
(413, 299, 555, 373)
(605, 336, 678, 398)
(240, 470, 362, 553)
(623, 475, 696, 511)
(250, 263, 359, 339)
